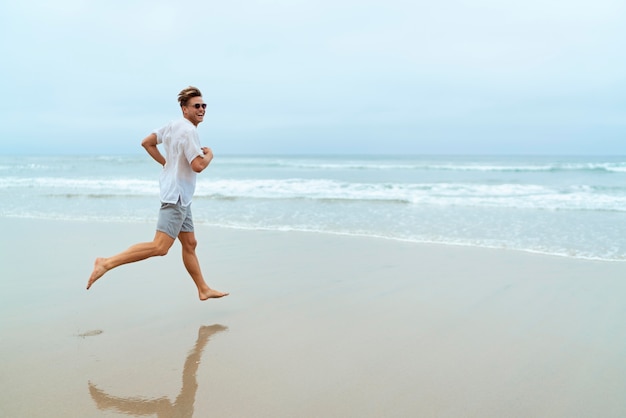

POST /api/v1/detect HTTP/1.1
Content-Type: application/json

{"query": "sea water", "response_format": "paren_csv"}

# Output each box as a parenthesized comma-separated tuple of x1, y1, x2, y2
(1, 154, 625, 261)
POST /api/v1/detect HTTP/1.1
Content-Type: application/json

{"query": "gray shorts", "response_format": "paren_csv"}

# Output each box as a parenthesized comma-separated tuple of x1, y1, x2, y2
(156, 201, 194, 239)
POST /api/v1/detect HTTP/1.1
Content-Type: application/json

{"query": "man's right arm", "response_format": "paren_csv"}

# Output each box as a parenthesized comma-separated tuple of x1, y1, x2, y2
(141, 133, 166, 166)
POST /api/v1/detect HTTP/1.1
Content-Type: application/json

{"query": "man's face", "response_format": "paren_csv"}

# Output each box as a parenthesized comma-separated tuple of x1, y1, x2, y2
(183, 96, 206, 126)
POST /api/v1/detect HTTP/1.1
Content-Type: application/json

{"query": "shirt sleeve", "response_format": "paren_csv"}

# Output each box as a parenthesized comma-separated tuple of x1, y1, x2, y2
(183, 129, 203, 164)
(152, 124, 168, 145)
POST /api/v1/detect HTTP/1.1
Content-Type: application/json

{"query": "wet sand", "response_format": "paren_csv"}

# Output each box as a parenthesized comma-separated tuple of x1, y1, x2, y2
(1, 218, 625, 417)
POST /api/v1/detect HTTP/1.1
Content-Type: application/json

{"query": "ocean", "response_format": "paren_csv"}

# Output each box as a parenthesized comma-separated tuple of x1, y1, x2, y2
(1, 154, 625, 262)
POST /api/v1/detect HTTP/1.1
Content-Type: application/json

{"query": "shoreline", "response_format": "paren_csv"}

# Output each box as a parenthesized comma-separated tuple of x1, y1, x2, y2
(1, 217, 625, 417)
(1, 214, 624, 263)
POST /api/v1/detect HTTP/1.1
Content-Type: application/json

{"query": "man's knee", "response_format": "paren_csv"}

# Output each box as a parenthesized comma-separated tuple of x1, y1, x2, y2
(183, 238, 197, 251)
(154, 231, 175, 256)
(179, 233, 197, 251)
(155, 243, 170, 256)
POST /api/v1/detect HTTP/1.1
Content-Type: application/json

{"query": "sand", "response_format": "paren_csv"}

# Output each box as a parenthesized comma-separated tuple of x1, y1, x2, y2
(1, 217, 625, 417)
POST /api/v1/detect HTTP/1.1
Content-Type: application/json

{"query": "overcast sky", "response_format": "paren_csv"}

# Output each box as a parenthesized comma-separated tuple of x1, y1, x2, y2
(1, 0, 624, 155)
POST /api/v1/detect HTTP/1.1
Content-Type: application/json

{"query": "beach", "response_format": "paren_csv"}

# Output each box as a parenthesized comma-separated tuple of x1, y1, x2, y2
(1, 217, 625, 417)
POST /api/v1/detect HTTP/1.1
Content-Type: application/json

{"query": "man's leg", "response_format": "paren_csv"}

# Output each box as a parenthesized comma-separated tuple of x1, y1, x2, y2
(178, 231, 228, 300)
(87, 231, 175, 289)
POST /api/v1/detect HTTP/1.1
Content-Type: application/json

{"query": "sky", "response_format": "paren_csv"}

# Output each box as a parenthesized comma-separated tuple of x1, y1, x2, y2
(1, 0, 624, 155)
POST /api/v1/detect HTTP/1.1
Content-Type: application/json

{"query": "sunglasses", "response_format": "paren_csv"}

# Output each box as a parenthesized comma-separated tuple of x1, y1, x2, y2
(189, 103, 207, 109)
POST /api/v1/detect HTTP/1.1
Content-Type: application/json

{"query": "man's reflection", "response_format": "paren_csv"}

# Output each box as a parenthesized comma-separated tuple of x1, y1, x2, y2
(89, 324, 227, 418)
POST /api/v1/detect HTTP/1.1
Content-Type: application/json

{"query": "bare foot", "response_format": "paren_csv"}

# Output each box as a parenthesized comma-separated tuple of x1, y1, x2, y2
(199, 288, 229, 301)
(86, 258, 108, 290)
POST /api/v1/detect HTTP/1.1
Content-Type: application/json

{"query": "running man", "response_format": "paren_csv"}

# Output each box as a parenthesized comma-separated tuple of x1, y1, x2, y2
(86, 86, 228, 301)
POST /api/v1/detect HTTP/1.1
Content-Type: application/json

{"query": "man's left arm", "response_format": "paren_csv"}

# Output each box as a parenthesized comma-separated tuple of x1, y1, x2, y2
(190, 147, 213, 173)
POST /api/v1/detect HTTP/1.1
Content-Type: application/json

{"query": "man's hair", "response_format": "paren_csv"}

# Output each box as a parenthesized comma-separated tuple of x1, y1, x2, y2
(178, 86, 202, 107)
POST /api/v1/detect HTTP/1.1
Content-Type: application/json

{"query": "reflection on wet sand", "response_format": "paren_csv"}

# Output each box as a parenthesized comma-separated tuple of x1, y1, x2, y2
(88, 324, 228, 417)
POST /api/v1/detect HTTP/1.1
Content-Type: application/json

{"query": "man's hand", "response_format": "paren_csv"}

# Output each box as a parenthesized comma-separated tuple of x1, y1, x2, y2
(201, 147, 213, 162)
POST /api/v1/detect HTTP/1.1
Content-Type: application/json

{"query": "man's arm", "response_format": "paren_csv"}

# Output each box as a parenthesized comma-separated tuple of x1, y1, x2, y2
(190, 147, 213, 173)
(141, 133, 166, 166)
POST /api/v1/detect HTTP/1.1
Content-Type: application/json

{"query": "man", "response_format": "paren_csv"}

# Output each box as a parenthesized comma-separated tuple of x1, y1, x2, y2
(86, 86, 228, 301)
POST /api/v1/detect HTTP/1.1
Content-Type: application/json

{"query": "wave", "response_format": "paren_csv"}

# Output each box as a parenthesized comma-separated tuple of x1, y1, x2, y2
(213, 157, 626, 173)
(3, 155, 626, 174)
(149, 156, 623, 174)
(197, 179, 626, 212)
(422, 163, 626, 173)
(0, 177, 158, 195)
(50, 193, 152, 199)
(4, 176, 626, 212)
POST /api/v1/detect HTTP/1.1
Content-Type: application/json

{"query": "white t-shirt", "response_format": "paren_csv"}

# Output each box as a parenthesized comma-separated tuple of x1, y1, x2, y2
(153, 118, 203, 206)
